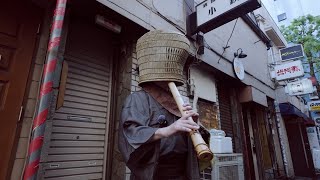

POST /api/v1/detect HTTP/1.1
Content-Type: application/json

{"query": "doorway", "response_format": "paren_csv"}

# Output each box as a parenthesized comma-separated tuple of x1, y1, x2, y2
(0, 0, 41, 179)
(39, 2, 120, 179)
(284, 117, 315, 178)
(242, 103, 275, 180)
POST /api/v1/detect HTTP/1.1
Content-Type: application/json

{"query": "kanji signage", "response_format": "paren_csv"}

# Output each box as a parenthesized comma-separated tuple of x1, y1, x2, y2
(280, 44, 304, 61)
(188, 0, 261, 34)
(308, 100, 320, 111)
(274, 60, 304, 81)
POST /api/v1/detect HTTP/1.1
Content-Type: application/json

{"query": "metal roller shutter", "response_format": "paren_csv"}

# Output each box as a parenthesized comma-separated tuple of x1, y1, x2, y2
(41, 19, 114, 180)
(217, 83, 234, 139)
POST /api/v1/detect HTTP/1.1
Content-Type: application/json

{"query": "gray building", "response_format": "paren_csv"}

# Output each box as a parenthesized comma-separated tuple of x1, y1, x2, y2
(2, 0, 316, 180)
(261, 0, 320, 27)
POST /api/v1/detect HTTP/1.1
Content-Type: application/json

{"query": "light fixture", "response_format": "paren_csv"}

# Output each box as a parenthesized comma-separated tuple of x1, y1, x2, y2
(234, 48, 247, 58)
(95, 15, 121, 34)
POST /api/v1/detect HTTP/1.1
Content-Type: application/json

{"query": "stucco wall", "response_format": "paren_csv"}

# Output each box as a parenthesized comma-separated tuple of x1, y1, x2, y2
(96, 0, 279, 99)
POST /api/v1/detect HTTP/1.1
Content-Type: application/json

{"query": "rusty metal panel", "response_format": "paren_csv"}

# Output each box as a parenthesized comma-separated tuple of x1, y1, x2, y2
(218, 83, 234, 138)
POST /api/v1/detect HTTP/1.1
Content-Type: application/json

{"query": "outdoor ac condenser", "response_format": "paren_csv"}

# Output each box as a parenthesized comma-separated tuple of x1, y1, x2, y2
(211, 153, 244, 180)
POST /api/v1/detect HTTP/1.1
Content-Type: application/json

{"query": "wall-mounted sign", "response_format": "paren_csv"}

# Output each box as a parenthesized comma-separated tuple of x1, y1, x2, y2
(313, 116, 320, 125)
(280, 44, 304, 61)
(189, 0, 261, 34)
(309, 89, 319, 100)
(285, 78, 314, 96)
(274, 60, 304, 81)
(308, 100, 320, 111)
(233, 57, 245, 80)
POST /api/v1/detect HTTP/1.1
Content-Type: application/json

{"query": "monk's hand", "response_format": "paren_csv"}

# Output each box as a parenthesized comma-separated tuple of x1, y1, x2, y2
(181, 103, 198, 122)
(153, 104, 199, 139)
(160, 106, 199, 138)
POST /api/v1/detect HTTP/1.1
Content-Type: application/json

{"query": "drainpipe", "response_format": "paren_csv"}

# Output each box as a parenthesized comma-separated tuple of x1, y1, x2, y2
(23, 0, 67, 179)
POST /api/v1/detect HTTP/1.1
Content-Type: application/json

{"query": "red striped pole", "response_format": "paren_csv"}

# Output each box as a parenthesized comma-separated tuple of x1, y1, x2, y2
(23, 0, 67, 179)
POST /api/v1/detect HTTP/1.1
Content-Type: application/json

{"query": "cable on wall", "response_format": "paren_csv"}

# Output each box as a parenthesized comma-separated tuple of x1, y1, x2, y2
(217, 18, 239, 63)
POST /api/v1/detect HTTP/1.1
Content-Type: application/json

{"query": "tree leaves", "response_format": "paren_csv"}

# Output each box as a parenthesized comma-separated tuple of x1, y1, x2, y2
(281, 15, 320, 77)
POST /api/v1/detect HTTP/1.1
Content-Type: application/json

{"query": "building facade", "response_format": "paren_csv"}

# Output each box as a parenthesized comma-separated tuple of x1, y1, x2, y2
(1, 0, 315, 179)
(261, 0, 320, 27)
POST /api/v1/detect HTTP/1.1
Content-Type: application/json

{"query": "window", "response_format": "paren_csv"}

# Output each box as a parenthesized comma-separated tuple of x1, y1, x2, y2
(277, 13, 287, 22)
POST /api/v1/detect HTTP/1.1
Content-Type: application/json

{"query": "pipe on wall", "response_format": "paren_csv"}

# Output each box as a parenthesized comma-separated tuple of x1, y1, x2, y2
(23, 0, 67, 179)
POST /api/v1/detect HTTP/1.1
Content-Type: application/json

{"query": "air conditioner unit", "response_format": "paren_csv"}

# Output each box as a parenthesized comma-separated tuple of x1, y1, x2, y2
(212, 153, 244, 180)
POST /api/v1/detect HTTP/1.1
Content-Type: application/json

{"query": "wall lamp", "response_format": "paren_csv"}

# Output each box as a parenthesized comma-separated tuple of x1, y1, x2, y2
(234, 48, 247, 58)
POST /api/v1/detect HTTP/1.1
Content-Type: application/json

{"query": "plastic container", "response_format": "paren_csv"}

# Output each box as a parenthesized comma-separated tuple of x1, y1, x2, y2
(209, 129, 233, 153)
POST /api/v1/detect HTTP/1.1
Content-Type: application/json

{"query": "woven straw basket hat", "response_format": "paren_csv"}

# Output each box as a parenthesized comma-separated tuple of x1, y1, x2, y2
(136, 30, 190, 86)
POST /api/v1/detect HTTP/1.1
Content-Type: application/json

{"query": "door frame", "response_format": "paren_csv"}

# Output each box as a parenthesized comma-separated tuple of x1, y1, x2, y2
(1, 1, 42, 178)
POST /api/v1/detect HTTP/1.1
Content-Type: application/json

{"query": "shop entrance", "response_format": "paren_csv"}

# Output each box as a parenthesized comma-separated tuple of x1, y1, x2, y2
(242, 103, 275, 180)
(39, 1, 119, 179)
(284, 117, 315, 178)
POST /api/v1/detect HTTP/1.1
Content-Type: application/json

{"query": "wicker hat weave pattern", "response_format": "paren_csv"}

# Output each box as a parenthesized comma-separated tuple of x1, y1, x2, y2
(136, 30, 190, 86)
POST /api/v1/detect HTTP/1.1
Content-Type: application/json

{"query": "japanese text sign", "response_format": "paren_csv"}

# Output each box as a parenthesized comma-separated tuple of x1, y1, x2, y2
(274, 60, 304, 81)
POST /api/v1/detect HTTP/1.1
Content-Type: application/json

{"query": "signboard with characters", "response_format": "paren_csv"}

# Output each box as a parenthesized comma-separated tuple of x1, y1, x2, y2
(274, 60, 304, 81)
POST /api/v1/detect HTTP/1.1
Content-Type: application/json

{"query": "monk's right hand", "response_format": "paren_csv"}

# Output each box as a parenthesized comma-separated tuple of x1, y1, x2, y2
(159, 110, 199, 138)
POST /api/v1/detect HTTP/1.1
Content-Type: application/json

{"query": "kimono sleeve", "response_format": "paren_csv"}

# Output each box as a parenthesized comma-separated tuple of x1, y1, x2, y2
(118, 91, 160, 166)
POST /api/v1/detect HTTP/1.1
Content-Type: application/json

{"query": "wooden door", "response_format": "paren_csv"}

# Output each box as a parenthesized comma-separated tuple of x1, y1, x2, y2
(0, 1, 41, 179)
(285, 120, 316, 177)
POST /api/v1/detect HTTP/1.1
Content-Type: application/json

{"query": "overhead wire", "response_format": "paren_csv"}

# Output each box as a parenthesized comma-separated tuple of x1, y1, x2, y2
(217, 18, 239, 63)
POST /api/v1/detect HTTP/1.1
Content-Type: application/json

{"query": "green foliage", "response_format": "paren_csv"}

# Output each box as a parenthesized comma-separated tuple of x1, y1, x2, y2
(281, 15, 320, 76)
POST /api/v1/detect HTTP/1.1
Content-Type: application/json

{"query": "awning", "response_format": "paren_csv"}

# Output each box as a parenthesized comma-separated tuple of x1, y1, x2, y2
(279, 103, 315, 127)
(305, 118, 316, 127)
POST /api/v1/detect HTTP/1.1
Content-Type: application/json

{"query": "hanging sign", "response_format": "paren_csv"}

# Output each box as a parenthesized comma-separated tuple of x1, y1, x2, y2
(274, 60, 304, 81)
(280, 44, 304, 61)
(233, 57, 245, 80)
(284, 78, 314, 96)
(308, 100, 320, 111)
(189, 0, 261, 34)
(313, 116, 320, 125)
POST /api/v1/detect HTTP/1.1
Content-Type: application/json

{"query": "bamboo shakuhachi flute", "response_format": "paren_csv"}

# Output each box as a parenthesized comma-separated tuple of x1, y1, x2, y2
(168, 82, 213, 161)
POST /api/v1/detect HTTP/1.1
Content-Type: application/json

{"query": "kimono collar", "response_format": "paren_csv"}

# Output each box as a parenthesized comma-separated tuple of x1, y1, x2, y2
(142, 83, 182, 117)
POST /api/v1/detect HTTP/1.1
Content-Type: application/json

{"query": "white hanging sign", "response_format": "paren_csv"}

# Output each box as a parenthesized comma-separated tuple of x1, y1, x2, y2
(284, 78, 314, 96)
(233, 57, 245, 80)
(274, 60, 304, 81)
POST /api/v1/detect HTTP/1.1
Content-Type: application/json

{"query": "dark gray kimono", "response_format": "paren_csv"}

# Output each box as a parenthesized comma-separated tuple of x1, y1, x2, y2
(118, 90, 200, 180)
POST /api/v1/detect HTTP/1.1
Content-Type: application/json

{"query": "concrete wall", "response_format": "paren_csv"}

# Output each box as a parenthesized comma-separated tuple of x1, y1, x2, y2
(111, 42, 134, 180)
(96, 0, 278, 98)
(261, 0, 320, 27)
